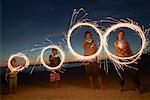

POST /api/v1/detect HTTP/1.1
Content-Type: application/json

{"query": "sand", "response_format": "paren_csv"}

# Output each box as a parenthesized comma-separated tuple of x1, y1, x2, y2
(1, 66, 150, 100)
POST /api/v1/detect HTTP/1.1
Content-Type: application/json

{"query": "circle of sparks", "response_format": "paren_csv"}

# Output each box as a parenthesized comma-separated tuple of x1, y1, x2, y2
(8, 52, 30, 72)
(40, 45, 65, 70)
(103, 23, 146, 64)
(67, 22, 103, 60)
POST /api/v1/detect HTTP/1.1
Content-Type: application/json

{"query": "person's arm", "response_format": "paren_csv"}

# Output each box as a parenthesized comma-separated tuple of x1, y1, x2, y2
(114, 42, 122, 56)
(114, 42, 120, 50)
(93, 41, 98, 52)
(91, 41, 98, 61)
(49, 55, 53, 65)
(57, 57, 61, 71)
(49, 55, 53, 61)
(125, 41, 133, 55)
(5, 69, 9, 81)
(81, 40, 86, 48)
(58, 57, 61, 64)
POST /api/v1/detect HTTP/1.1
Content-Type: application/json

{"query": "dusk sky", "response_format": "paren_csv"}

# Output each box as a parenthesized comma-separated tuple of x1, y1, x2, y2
(1, 0, 150, 66)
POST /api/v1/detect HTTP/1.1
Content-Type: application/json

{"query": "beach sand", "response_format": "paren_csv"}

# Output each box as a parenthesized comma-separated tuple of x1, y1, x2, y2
(1, 65, 150, 100)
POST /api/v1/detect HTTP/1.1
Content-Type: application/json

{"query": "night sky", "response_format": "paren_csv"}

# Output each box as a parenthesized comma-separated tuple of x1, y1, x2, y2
(1, 0, 150, 66)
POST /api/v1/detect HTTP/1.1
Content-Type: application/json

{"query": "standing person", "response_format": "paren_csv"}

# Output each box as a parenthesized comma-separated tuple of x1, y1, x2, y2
(5, 58, 18, 94)
(81, 31, 103, 90)
(49, 48, 61, 89)
(114, 30, 142, 94)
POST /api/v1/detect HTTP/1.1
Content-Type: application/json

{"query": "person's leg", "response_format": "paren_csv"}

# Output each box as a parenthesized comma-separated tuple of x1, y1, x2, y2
(12, 77, 17, 94)
(12, 78, 17, 94)
(86, 63, 94, 90)
(53, 74, 58, 89)
(130, 70, 141, 87)
(50, 73, 55, 88)
(93, 62, 103, 90)
(50, 79, 52, 88)
(89, 76, 94, 90)
(55, 81, 58, 88)
(50, 79, 55, 88)
(119, 69, 125, 91)
(9, 78, 13, 94)
(55, 73, 60, 88)
(128, 67, 142, 94)
(50, 82, 55, 88)
(12, 85, 16, 94)
(97, 76, 103, 90)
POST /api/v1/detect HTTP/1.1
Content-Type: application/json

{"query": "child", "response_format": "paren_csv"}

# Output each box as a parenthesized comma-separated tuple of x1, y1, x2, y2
(81, 31, 103, 91)
(114, 30, 142, 94)
(5, 58, 18, 94)
(49, 48, 61, 88)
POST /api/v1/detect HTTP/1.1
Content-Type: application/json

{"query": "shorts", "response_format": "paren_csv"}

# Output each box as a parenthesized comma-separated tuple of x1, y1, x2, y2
(50, 73, 61, 82)
(86, 62, 101, 77)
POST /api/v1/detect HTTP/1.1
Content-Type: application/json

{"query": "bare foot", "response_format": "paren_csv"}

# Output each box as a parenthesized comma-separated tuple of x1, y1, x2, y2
(135, 87, 144, 95)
